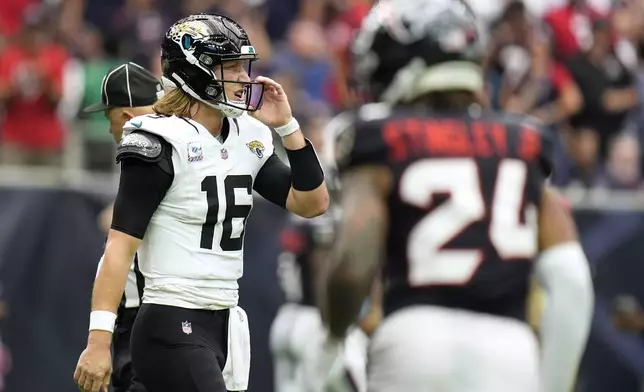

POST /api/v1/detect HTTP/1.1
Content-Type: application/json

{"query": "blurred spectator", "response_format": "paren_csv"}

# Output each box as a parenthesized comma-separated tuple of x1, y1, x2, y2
(0, 11, 68, 166)
(112, 0, 166, 70)
(610, 0, 640, 71)
(178, 0, 222, 16)
(543, 0, 605, 60)
(78, 27, 124, 171)
(599, 133, 642, 189)
(264, 0, 300, 40)
(236, 6, 274, 67)
(486, 1, 582, 126)
(0, 0, 38, 37)
(566, 18, 638, 182)
(270, 19, 333, 104)
(325, 0, 371, 110)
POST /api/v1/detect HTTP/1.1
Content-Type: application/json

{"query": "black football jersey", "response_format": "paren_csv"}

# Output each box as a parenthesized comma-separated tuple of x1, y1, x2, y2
(335, 103, 554, 321)
(277, 213, 336, 307)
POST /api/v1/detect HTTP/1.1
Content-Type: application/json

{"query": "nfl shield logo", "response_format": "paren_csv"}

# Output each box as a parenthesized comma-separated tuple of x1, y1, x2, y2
(181, 321, 192, 335)
(220, 148, 228, 160)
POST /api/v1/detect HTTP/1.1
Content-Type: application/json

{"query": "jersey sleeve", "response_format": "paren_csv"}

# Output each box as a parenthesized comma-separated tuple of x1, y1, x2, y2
(254, 152, 291, 208)
(111, 131, 175, 239)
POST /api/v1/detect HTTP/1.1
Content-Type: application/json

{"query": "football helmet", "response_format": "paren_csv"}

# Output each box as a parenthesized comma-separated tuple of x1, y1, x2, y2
(161, 13, 264, 118)
(351, 0, 484, 104)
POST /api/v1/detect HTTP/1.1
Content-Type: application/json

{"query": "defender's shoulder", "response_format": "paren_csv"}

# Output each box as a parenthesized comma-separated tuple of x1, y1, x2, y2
(497, 113, 554, 178)
(333, 103, 394, 173)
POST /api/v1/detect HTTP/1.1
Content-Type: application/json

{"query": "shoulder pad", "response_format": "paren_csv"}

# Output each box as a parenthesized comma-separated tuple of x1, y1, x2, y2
(332, 107, 390, 172)
(116, 131, 164, 163)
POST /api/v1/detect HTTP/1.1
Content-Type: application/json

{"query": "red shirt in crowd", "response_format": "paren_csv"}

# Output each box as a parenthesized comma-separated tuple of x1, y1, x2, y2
(543, 3, 605, 59)
(0, 0, 37, 36)
(0, 43, 68, 151)
(552, 62, 576, 95)
(325, 1, 372, 109)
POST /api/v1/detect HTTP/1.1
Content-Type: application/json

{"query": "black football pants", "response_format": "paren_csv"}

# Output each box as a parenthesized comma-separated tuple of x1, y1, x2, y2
(130, 304, 230, 392)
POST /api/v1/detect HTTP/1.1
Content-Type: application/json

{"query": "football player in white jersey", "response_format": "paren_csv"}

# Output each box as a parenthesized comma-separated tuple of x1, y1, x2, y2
(74, 13, 329, 392)
(83, 61, 163, 392)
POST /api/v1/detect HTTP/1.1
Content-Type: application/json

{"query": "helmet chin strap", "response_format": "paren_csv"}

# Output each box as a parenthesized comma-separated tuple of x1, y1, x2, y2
(213, 98, 246, 118)
(164, 74, 246, 118)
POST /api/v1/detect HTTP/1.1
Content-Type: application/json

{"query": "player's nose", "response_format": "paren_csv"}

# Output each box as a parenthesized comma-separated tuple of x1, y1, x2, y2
(238, 72, 251, 84)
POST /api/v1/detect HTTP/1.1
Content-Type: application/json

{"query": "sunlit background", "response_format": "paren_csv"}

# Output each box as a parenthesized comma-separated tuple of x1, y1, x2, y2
(1, 0, 644, 391)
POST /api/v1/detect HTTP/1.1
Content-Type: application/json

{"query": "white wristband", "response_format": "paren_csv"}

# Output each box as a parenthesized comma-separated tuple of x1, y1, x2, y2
(89, 310, 117, 333)
(274, 117, 300, 138)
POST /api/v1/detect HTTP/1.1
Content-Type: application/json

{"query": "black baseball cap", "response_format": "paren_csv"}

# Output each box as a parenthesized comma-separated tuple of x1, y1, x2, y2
(83, 62, 161, 113)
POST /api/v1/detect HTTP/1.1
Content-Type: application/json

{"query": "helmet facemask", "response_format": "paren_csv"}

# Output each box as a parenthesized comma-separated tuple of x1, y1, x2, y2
(202, 45, 265, 117)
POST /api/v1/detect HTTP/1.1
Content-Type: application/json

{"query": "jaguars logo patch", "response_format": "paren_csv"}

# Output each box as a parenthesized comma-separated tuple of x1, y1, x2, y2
(246, 140, 265, 159)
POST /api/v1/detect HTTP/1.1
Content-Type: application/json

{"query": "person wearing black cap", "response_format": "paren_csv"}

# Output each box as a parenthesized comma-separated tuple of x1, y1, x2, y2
(84, 61, 163, 143)
(81, 61, 161, 392)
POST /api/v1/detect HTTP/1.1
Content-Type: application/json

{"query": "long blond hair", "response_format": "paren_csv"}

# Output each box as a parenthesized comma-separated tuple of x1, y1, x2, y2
(152, 88, 198, 118)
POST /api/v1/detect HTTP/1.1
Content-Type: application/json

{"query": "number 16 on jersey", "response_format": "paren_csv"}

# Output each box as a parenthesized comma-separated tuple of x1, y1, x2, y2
(200, 174, 253, 251)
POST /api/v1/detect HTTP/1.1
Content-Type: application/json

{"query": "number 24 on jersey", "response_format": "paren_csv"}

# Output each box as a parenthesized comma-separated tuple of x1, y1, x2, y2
(401, 158, 537, 286)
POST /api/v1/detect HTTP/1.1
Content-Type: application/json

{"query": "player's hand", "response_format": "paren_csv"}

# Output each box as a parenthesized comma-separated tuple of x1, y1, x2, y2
(73, 342, 112, 392)
(250, 76, 293, 128)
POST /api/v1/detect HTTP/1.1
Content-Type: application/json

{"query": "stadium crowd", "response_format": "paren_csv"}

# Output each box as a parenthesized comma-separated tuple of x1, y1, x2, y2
(1, 0, 644, 189)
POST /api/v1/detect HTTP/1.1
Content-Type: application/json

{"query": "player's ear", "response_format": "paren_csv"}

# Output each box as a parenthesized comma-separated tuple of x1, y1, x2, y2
(121, 109, 135, 121)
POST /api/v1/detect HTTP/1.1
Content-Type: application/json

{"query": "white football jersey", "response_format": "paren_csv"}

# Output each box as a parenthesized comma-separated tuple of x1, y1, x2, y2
(122, 113, 275, 310)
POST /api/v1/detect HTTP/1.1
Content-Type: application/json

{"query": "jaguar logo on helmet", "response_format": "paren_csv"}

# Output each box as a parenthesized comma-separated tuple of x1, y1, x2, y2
(246, 141, 265, 159)
(168, 21, 208, 43)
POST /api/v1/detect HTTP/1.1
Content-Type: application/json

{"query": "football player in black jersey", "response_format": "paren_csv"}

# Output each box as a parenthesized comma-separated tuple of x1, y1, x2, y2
(323, 0, 594, 391)
(81, 62, 162, 392)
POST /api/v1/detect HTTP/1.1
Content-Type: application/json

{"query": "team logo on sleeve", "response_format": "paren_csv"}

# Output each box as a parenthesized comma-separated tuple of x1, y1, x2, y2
(246, 140, 265, 159)
(187, 142, 203, 162)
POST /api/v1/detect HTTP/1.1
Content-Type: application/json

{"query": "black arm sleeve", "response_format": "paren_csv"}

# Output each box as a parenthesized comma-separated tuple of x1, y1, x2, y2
(253, 153, 291, 209)
(111, 155, 174, 239)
